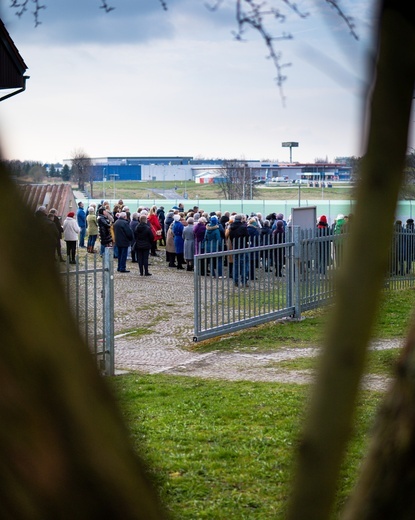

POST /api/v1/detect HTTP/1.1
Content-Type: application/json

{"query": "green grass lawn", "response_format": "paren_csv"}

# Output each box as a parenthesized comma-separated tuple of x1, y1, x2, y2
(194, 288, 415, 354)
(269, 348, 401, 377)
(89, 180, 354, 201)
(110, 287, 415, 518)
(112, 375, 381, 519)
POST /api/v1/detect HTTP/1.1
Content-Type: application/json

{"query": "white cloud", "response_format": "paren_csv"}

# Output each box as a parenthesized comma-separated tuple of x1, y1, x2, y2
(1, 0, 388, 164)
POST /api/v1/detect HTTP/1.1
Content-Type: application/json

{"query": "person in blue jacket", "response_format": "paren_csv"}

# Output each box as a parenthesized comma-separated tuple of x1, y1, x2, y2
(76, 201, 87, 248)
(172, 214, 185, 270)
(204, 216, 223, 277)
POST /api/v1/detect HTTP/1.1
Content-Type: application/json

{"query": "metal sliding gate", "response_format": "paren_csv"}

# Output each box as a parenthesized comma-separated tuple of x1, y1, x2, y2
(194, 227, 415, 342)
(194, 236, 296, 342)
(61, 248, 115, 375)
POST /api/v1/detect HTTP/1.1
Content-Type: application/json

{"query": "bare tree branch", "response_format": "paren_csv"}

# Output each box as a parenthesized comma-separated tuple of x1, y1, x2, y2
(324, 0, 358, 39)
(9, 0, 46, 27)
(99, 0, 115, 14)
(8, 0, 356, 97)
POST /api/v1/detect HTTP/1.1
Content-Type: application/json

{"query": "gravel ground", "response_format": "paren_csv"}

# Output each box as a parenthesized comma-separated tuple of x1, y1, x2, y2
(111, 250, 400, 392)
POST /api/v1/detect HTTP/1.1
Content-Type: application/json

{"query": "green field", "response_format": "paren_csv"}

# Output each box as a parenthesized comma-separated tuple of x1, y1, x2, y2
(110, 288, 415, 519)
(88, 180, 354, 201)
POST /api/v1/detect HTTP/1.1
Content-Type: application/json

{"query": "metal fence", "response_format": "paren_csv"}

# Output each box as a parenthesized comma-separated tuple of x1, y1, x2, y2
(60, 248, 115, 375)
(193, 227, 415, 342)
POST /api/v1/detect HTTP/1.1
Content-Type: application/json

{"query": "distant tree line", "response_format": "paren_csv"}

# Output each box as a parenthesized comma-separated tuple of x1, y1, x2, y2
(0, 159, 72, 181)
(334, 152, 415, 199)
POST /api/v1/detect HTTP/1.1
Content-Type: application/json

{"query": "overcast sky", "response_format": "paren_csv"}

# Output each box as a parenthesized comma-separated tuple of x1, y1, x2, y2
(0, 0, 391, 164)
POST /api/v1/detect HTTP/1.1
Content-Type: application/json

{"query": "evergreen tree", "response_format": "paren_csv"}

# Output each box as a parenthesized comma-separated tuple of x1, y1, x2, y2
(48, 163, 57, 177)
(61, 164, 71, 182)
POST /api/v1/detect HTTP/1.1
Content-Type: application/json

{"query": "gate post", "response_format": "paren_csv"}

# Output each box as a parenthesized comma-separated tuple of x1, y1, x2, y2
(193, 254, 200, 342)
(292, 226, 302, 319)
(103, 248, 115, 376)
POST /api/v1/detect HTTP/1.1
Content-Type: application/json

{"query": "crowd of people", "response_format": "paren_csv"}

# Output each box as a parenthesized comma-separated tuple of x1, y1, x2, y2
(64, 201, 350, 286)
(35, 199, 415, 283)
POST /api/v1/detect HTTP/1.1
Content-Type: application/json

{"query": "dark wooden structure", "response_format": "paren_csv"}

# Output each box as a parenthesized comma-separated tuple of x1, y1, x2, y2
(0, 18, 28, 101)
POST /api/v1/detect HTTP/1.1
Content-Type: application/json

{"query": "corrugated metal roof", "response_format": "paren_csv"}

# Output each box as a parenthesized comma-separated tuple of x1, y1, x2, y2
(18, 184, 77, 218)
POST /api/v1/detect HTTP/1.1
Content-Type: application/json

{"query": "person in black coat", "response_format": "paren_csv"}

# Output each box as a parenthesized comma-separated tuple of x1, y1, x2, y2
(317, 215, 332, 275)
(229, 214, 250, 286)
(49, 208, 64, 262)
(129, 213, 140, 263)
(133, 214, 154, 276)
(97, 207, 113, 256)
(35, 206, 60, 263)
(113, 212, 134, 273)
(273, 220, 285, 277)
(157, 206, 166, 246)
(260, 219, 273, 272)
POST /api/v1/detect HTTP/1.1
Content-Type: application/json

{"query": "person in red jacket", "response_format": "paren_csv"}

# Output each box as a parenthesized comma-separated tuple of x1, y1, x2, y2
(147, 205, 162, 257)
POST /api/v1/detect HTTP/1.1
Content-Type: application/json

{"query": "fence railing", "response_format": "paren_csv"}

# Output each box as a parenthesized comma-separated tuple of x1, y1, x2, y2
(60, 248, 114, 375)
(194, 227, 415, 342)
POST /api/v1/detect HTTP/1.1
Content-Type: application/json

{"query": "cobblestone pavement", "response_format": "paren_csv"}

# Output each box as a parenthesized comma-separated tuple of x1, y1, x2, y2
(112, 251, 399, 392)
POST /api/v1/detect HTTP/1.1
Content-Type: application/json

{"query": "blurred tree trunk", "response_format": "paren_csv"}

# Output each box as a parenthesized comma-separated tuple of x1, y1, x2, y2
(341, 313, 415, 519)
(0, 168, 167, 519)
(288, 1, 415, 519)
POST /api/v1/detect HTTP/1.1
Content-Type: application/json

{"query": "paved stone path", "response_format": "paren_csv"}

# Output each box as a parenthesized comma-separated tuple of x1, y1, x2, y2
(113, 252, 399, 391)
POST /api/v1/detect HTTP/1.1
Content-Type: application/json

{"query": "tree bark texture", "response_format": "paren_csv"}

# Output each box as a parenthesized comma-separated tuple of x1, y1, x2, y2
(0, 169, 167, 518)
(287, 1, 415, 519)
(341, 312, 415, 519)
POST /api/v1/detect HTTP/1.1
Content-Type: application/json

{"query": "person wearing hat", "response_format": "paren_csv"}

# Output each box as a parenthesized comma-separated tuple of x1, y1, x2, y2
(317, 215, 331, 274)
(333, 213, 346, 268)
(204, 215, 223, 277)
(63, 212, 80, 264)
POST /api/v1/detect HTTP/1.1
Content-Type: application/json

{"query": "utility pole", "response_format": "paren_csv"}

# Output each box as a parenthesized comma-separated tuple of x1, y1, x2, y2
(250, 166, 252, 200)
(242, 163, 245, 200)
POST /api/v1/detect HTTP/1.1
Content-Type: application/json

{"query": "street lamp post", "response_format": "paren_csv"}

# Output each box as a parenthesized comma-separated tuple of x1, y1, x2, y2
(249, 166, 252, 200)
(109, 174, 116, 202)
(243, 164, 246, 200)
(178, 167, 188, 199)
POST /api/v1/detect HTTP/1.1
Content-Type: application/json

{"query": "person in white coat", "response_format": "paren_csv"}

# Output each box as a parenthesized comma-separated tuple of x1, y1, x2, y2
(63, 211, 80, 264)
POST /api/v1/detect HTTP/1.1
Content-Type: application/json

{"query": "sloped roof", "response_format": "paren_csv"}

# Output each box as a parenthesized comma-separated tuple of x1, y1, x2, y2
(0, 18, 28, 100)
(18, 184, 77, 218)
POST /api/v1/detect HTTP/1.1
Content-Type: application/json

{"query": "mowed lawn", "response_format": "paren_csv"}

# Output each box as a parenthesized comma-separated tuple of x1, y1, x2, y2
(113, 375, 382, 519)
(110, 288, 415, 518)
